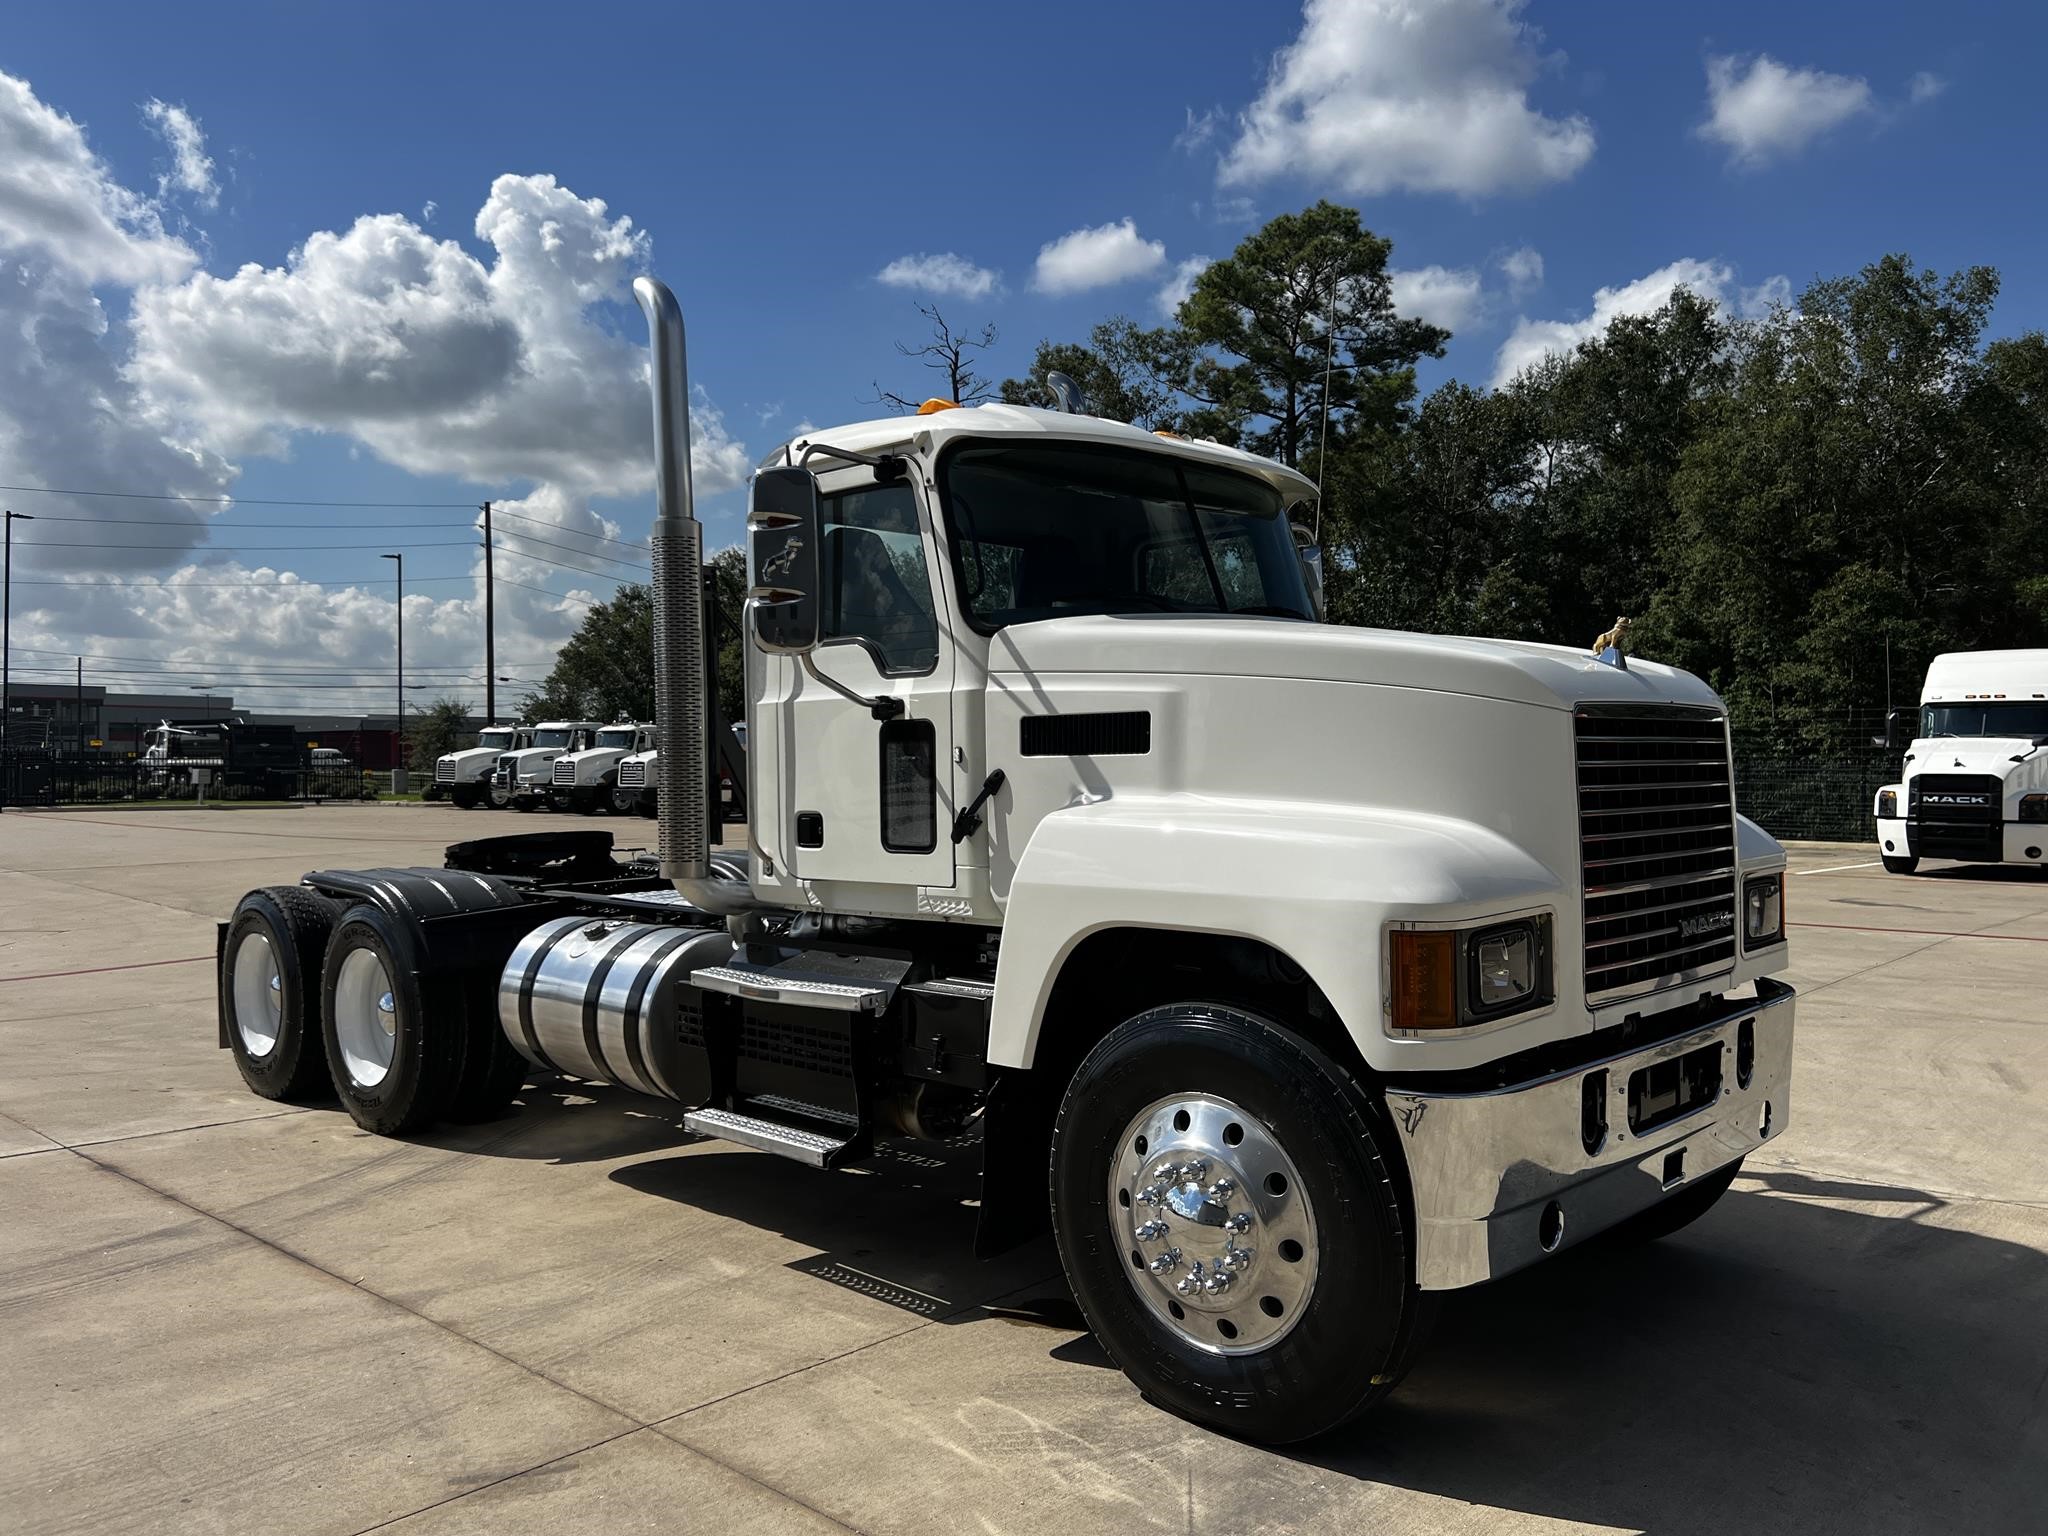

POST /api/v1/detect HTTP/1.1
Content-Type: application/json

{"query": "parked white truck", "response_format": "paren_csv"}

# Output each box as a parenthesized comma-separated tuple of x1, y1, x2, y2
(491, 721, 603, 812)
(212, 277, 1796, 1443)
(1873, 649, 2048, 874)
(548, 721, 655, 815)
(435, 724, 534, 809)
(616, 744, 659, 818)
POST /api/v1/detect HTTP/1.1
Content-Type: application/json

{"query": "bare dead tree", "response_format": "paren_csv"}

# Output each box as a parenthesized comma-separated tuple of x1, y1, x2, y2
(868, 303, 999, 411)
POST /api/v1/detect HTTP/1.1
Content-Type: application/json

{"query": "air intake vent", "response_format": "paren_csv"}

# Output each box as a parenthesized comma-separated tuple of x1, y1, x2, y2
(1020, 711, 1151, 758)
(1577, 705, 1737, 1006)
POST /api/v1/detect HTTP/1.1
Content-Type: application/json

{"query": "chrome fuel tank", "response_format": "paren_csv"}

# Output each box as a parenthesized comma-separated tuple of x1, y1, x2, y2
(498, 916, 730, 1102)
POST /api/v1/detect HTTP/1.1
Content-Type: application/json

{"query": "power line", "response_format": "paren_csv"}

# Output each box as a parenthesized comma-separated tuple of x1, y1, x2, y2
(7, 574, 485, 588)
(495, 528, 649, 569)
(0, 483, 477, 508)
(19, 514, 482, 528)
(492, 508, 649, 551)
(18, 539, 488, 552)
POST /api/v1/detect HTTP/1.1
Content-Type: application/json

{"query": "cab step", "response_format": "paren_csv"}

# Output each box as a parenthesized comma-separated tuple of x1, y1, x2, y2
(682, 1105, 858, 1168)
(691, 960, 893, 1013)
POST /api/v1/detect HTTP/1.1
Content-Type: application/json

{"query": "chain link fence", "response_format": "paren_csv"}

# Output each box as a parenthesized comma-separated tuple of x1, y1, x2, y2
(1732, 711, 1895, 842)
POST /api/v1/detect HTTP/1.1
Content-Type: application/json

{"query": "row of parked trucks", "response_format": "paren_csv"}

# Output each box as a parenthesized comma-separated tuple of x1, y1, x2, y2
(436, 720, 746, 818)
(216, 274, 1799, 1443)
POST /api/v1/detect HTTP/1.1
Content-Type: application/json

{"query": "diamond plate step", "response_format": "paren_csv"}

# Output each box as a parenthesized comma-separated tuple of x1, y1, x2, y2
(690, 963, 891, 1012)
(682, 1106, 855, 1168)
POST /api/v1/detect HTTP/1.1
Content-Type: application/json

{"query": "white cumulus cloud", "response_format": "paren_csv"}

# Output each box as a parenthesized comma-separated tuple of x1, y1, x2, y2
(1492, 257, 1788, 387)
(1498, 244, 1543, 297)
(141, 98, 217, 209)
(0, 68, 746, 711)
(1218, 0, 1595, 198)
(1390, 264, 1483, 332)
(1699, 54, 1874, 167)
(1032, 218, 1166, 296)
(1908, 71, 1947, 106)
(1156, 256, 1212, 318)
(128, 172, 748, 497)
(876, 251, 999, 300)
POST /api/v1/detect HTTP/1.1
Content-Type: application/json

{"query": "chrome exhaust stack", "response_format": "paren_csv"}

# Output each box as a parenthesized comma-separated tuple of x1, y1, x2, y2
(632, 275, 752, 914)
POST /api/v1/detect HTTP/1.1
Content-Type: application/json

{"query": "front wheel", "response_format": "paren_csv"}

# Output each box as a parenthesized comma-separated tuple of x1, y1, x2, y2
(486, 782, 511, 810)
(1050, 1004, 1431, 1444)
(1882, 852, 1920, 875)
(607, 785, 635, 816)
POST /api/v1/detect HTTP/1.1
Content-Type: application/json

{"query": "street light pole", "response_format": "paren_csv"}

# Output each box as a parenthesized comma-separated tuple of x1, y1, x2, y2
(382, 552, 405, 791)
(482, 501, 496, 724)
(3, 510, 35, 753)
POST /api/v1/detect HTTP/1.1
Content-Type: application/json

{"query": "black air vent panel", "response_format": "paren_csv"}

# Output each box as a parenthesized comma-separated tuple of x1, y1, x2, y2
(1020, 711, 1152, 758)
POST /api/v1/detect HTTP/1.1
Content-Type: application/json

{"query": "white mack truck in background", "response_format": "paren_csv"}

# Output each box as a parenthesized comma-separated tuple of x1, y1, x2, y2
(1873, 649, 2048, 874)
(548, 721, 655, 815)
(435, 724, 534, 809)
(491, 720, 603, 812)
(212, 276, 1796, 1443)
(616, 743, 659, 818)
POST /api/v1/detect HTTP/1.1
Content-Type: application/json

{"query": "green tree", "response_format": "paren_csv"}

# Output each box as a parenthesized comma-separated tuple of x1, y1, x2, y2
(519, 584, 655, 724)
(1000, 318, 1188, 430)
(406, 696, 475, 776)
(1174, 200, 1449, 468)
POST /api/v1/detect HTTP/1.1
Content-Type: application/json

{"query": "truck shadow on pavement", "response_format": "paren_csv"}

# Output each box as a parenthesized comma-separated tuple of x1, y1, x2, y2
(1286, 1169, 2047, 1534)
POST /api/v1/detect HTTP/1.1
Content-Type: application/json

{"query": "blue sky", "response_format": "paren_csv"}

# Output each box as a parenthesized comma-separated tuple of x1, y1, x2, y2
(2, 1, 2041, 711)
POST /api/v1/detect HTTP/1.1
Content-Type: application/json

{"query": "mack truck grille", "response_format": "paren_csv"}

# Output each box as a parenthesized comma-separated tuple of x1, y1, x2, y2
(618, 760, 646, 789)
(552, 758, 576, 786)
(1908, 773, 2003, 861)
(435, 761, 456, 782)
(1577, 704, 1738, 1006)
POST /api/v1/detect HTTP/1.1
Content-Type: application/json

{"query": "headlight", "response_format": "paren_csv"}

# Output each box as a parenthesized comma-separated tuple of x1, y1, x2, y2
(1743, 874, 1784, 950)
(2020, 795, 2048, 824)
(1877, 789, 1898, 819)
(1389, 916, 1553, 1032)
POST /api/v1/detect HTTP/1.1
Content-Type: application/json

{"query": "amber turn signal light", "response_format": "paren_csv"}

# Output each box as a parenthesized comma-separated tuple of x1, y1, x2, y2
(1391, 930, 1458, 1031)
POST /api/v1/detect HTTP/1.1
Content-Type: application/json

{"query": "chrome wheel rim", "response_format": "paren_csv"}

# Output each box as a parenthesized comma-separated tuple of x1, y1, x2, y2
(231, 931, 284, 1057)
(1109, 1093, 1317, 1356)
(332, 946, 398, 1089)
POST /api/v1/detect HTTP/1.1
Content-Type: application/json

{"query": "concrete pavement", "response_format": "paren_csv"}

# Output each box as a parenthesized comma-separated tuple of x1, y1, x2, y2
(1, 807, 2043, 1534)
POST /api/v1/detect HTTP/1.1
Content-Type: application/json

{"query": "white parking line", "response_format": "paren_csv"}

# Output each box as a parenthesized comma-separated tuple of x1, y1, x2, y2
(1794, 860, 1881, 876)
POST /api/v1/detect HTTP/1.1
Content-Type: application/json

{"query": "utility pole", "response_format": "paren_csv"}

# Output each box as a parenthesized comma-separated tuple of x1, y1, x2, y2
(3, 510, 34, 753)
(75, 655, 83, 758)
(482, 501, 496, 723)
(382, 551, 405, 790)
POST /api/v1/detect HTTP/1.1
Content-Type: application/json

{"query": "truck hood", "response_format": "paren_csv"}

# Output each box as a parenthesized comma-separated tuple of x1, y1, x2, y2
(987, 615, 1724, 714)
(441, 747, 504, 769)
(557, 748, 630, 769)
(1903, 740, 2044, 779)
(503, 747, 566, 770)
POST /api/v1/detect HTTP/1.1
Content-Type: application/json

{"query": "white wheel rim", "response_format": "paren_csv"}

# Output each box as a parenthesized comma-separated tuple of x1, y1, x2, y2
(332, 946, 398, 1089)
(231, 931, 284, 1058)
(1110, 1093, 1318, 1357)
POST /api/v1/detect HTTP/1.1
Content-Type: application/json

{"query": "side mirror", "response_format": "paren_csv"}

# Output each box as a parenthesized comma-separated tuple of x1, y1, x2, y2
(748, 466, 822, 654)
(1873, 707, 1911, 751)
(1290, 515, 1326, 622)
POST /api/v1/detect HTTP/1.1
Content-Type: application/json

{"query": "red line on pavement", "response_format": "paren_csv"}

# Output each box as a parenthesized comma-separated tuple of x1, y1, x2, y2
(0, 954, 212, 984)
(1789, 921, 2048, 943)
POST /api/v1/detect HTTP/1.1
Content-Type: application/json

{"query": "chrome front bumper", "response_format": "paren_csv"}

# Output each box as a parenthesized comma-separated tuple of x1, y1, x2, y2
(1384, 978, 1795, 1291)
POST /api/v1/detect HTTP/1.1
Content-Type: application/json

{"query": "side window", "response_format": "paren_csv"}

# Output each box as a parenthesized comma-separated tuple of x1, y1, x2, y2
(820, 484, 938, 673)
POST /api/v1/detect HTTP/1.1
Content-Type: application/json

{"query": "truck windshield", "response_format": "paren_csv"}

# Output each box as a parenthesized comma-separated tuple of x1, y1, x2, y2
(531, 729, 577, 749)
(597, 729, 638, 749)
(1922, 702, 2048, 737)
(938, 441, 1314, 631)
(478, 729, 515, 748)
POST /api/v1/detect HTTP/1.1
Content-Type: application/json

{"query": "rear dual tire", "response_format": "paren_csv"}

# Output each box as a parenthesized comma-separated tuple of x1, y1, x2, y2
(1050, 1004, 1431, 1444)
(222, 886, 344, 1101)
(320, 903, 529, 1135)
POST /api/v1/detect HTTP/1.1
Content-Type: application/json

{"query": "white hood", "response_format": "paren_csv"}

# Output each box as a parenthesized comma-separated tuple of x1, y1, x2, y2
(987, 616, 1723, 714)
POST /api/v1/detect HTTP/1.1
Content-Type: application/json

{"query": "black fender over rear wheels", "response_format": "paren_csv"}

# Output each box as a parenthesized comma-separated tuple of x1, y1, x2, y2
(222, 885, 343, 1101)
(320, 904, 466, 1136)
(1050, 1003, 1432, 1444)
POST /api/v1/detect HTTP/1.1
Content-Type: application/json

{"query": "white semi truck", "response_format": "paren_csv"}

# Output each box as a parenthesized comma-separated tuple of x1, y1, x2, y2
(491, 720, 604, 812)
(548, 721, 655, 815)
(616, 743, 659, 818)
(435, 724, 535, 809)
(213, 277, 1796, 1443)
(1873, 649, 2048, 874)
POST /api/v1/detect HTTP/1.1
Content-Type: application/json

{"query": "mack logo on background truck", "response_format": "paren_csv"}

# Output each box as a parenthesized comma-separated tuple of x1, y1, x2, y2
(212, 275, 1797, 1444)
(1872, 649, 2048, 876)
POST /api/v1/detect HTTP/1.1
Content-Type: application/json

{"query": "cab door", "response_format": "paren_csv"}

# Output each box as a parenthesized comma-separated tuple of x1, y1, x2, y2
(780, 475, 956, 892)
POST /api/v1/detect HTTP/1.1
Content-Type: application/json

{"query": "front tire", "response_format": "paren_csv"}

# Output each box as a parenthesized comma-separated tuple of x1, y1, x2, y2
(1050, 1004, 1430, 1444)
(607, 785, 635, 816)
(450, 784, 481, 810)
(222, 886, 342, 1101)
(1882, 852, 1920, 875)
(320, 904, 464, 1136)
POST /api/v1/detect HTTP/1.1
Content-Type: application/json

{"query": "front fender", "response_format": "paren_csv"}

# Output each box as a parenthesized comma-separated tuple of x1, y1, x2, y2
(989, 796, 1564, 1074)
